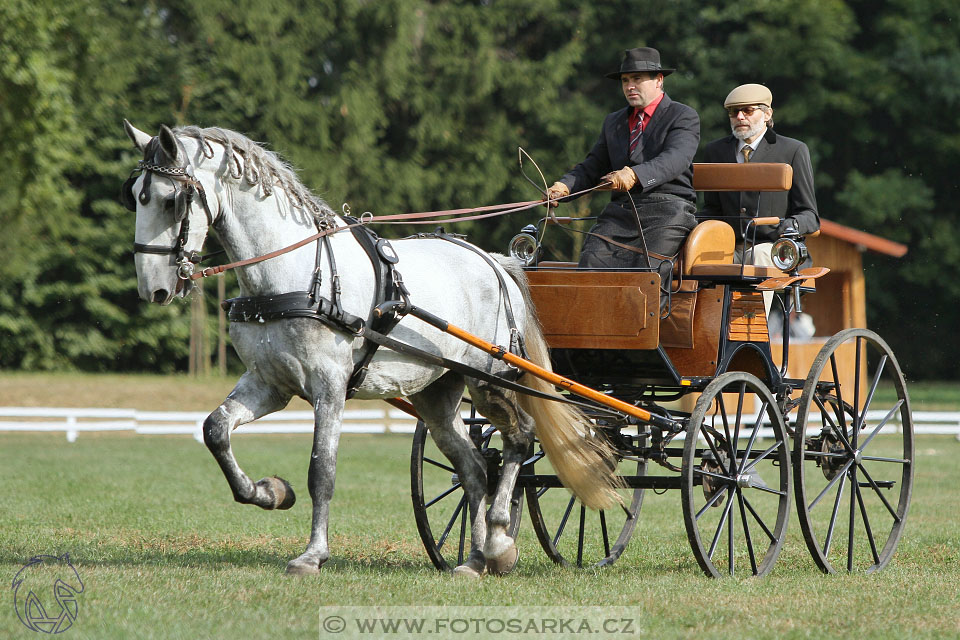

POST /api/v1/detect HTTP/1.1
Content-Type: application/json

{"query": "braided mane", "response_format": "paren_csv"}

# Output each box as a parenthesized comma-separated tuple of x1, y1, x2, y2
(175, 126, 335, 222)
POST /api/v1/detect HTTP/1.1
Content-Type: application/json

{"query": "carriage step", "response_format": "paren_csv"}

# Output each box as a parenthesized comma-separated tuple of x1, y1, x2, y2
(859, 480, 895, 489)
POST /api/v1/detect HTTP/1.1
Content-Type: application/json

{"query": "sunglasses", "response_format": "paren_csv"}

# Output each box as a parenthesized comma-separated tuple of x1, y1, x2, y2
(726, 105, 764, 118)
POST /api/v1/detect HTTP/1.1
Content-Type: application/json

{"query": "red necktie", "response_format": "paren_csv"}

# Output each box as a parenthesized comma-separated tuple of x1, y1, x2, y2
(629, 114, 643, 153)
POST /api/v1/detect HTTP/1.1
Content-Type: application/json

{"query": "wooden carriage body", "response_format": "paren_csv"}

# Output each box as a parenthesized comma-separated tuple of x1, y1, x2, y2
(524, 162, 825, 394)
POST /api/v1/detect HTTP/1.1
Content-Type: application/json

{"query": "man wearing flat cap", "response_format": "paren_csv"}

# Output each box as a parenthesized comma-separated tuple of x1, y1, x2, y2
(545, 47, 699, 284)
(700, 83, 819, 264)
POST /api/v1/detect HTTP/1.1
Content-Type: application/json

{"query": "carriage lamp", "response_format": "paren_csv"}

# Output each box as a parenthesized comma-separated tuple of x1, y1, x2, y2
(770, 234, 808, 272)
(508, 225, 541, 266)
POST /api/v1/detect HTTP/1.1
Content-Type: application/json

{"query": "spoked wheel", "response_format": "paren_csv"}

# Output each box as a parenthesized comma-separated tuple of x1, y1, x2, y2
(793, 328, 913, 573)
(411, 417, 522, 572)
(682, 372, 792, 578)
(523, 422, 645, 568)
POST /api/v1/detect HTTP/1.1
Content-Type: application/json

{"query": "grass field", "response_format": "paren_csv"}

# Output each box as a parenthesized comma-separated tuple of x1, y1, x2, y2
(2, 372, 959, 412)
(1, 373, 959, 638)
(1, 429, 958, 639)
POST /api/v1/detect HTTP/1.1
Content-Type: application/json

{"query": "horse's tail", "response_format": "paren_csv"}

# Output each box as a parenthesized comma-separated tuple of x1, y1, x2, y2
(494, 256, 623, 511)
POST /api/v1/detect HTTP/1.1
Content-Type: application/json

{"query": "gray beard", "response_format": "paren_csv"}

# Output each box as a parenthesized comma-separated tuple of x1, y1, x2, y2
(732, 121, 767, 142)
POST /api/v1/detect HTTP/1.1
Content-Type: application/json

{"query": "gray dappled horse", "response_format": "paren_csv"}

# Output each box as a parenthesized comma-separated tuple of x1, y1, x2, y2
(123, 121, 620, 576)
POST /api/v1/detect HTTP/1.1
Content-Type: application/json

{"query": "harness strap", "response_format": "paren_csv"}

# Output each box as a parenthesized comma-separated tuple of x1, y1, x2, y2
(310, 234, 326, 300)
(343, 218, 400, 398)
(435, 232, 528, 359)
(325, 232, 344, 321)
(222, 291, 365, 333)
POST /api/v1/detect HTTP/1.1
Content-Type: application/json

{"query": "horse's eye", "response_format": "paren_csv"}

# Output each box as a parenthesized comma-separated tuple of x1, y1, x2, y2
(163, 195, 177, 215)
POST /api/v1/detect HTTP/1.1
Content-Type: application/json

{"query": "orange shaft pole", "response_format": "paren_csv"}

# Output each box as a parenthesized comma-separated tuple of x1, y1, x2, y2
(443, 324, 655, 423)
(386, 397, 420, 419)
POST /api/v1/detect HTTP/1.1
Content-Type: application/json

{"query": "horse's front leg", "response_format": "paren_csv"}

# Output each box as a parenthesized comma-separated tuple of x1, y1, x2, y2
(285, 386, 346, 575)
(203, 372, 295, 510)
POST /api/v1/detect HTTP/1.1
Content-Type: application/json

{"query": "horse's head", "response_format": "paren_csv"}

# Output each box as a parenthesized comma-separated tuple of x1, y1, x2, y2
(122, 120, 216, 304)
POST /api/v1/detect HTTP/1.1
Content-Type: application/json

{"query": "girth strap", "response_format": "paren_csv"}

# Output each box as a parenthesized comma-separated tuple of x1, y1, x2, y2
(222, 291, 365, 334)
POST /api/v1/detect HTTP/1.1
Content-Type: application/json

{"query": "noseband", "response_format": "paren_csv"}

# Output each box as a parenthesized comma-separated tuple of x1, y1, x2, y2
(124, 156, 215, 280)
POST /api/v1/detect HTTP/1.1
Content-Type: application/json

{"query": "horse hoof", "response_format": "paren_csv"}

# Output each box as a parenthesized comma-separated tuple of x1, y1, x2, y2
(285, 558, 323, 575)
(451, 564, 484, 579)
(485, 544, 519, 576)
(257, 476, 296, 510)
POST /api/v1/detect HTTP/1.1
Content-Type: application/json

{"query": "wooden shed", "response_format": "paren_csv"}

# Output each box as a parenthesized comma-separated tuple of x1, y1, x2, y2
(770, 218, 908, 383)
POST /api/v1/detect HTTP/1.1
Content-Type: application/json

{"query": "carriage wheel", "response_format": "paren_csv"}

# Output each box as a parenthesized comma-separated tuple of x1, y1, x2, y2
(524, 424, 644, 568)
(681, 372, 792, 578)
(793, 329, 913, 573)
(411, 418, 522, 572)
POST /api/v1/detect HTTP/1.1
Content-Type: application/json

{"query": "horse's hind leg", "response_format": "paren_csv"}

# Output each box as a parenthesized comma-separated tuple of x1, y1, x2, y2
(467, 380, 536, 575)
(409, 373, 489, 578)
(203, 372, 295, 510)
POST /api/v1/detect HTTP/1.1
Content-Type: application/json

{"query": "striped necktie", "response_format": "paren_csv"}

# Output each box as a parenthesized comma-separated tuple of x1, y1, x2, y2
(741, 146, 753, 163)
(629, 114, 643, 153)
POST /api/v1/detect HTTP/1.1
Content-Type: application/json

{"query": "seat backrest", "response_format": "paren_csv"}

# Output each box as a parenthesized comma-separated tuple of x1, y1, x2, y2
(692, 162, 793, 192)
(681, 220, 735, 275)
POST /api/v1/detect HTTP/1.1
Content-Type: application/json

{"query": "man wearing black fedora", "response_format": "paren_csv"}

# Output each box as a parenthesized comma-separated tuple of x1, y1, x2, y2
(545, 47, 699, 286)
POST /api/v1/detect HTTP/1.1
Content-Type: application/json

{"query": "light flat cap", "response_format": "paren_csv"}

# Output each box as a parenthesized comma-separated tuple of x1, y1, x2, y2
(724, 83, 773, 108)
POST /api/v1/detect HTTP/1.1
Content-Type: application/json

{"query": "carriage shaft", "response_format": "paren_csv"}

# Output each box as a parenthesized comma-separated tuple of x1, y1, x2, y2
(519, 474, 687, 490)
(406, 305, 678, 431)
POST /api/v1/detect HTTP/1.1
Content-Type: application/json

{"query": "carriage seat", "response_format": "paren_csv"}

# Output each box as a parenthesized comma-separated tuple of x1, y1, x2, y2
(682, 162, 795, 279)
(661, 164, 795, 348)
(679, 222, 784, 279)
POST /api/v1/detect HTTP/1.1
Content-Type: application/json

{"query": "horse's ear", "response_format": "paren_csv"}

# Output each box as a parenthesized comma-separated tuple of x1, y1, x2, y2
(124, 119, 152, 151)
(158, 124, 181, 164)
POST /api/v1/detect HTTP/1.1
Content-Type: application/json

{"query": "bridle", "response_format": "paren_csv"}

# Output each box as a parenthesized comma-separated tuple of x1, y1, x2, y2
(123, 150, 216, 280)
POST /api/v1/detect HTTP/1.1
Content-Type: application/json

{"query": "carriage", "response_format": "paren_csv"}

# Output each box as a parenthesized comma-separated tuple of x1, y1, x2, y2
(409, 162, 913, 577)
(125, 122, 912, 579)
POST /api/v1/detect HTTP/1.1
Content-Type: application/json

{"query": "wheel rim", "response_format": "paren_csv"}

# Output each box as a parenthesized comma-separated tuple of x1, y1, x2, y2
(524, 424, 644, 568)
(410, 418, 522, 572)
(794, 329, 913, 573)
(682, 372, 792, 578)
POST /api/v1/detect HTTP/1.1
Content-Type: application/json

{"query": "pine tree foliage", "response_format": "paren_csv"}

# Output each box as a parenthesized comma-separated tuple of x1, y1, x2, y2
(0, 0, 957, 377)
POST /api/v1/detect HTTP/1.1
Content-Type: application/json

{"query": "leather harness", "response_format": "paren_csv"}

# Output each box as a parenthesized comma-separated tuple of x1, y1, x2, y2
(221, 222, 527, 400)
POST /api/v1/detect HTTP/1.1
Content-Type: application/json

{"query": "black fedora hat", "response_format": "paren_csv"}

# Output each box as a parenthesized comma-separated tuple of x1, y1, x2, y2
(606, 47, 675, 79)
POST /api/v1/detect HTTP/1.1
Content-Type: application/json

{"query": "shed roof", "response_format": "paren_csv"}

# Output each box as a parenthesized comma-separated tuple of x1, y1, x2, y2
(819, 219, 908, 258)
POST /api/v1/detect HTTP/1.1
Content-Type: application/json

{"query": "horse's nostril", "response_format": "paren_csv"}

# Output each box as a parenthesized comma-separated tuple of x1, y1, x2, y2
(152, 289, 169, 303)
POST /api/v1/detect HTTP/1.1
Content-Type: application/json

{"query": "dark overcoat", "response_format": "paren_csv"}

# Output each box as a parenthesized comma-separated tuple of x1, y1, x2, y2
(559, 94, 699, 204)
(558, 94, 699, 266)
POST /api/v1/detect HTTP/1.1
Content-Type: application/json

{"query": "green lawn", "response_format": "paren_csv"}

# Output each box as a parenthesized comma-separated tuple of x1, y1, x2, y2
(1, 431, 958, 639)
(1, 372, 957, 412)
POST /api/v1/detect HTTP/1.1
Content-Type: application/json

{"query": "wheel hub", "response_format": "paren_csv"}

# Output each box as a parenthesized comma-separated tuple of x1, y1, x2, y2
(820, 433, 848, 480)
(701, 450, 730, 507)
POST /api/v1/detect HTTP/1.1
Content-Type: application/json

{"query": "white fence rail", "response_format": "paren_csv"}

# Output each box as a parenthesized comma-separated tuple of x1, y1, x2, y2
(1, 407, 958, 443)
(0, 406, 420, 442)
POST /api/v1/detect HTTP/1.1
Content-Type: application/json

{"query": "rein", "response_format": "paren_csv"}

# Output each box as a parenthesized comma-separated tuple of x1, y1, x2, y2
(126, 138, 610, 282)
(186, 186, 603, 280)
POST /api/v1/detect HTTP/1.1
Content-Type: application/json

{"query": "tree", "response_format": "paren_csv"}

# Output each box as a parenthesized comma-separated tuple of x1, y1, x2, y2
(1, 0, 957, 378)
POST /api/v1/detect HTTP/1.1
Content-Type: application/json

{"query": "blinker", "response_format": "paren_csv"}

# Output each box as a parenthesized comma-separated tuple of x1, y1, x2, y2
(120, 175, 138, 212)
